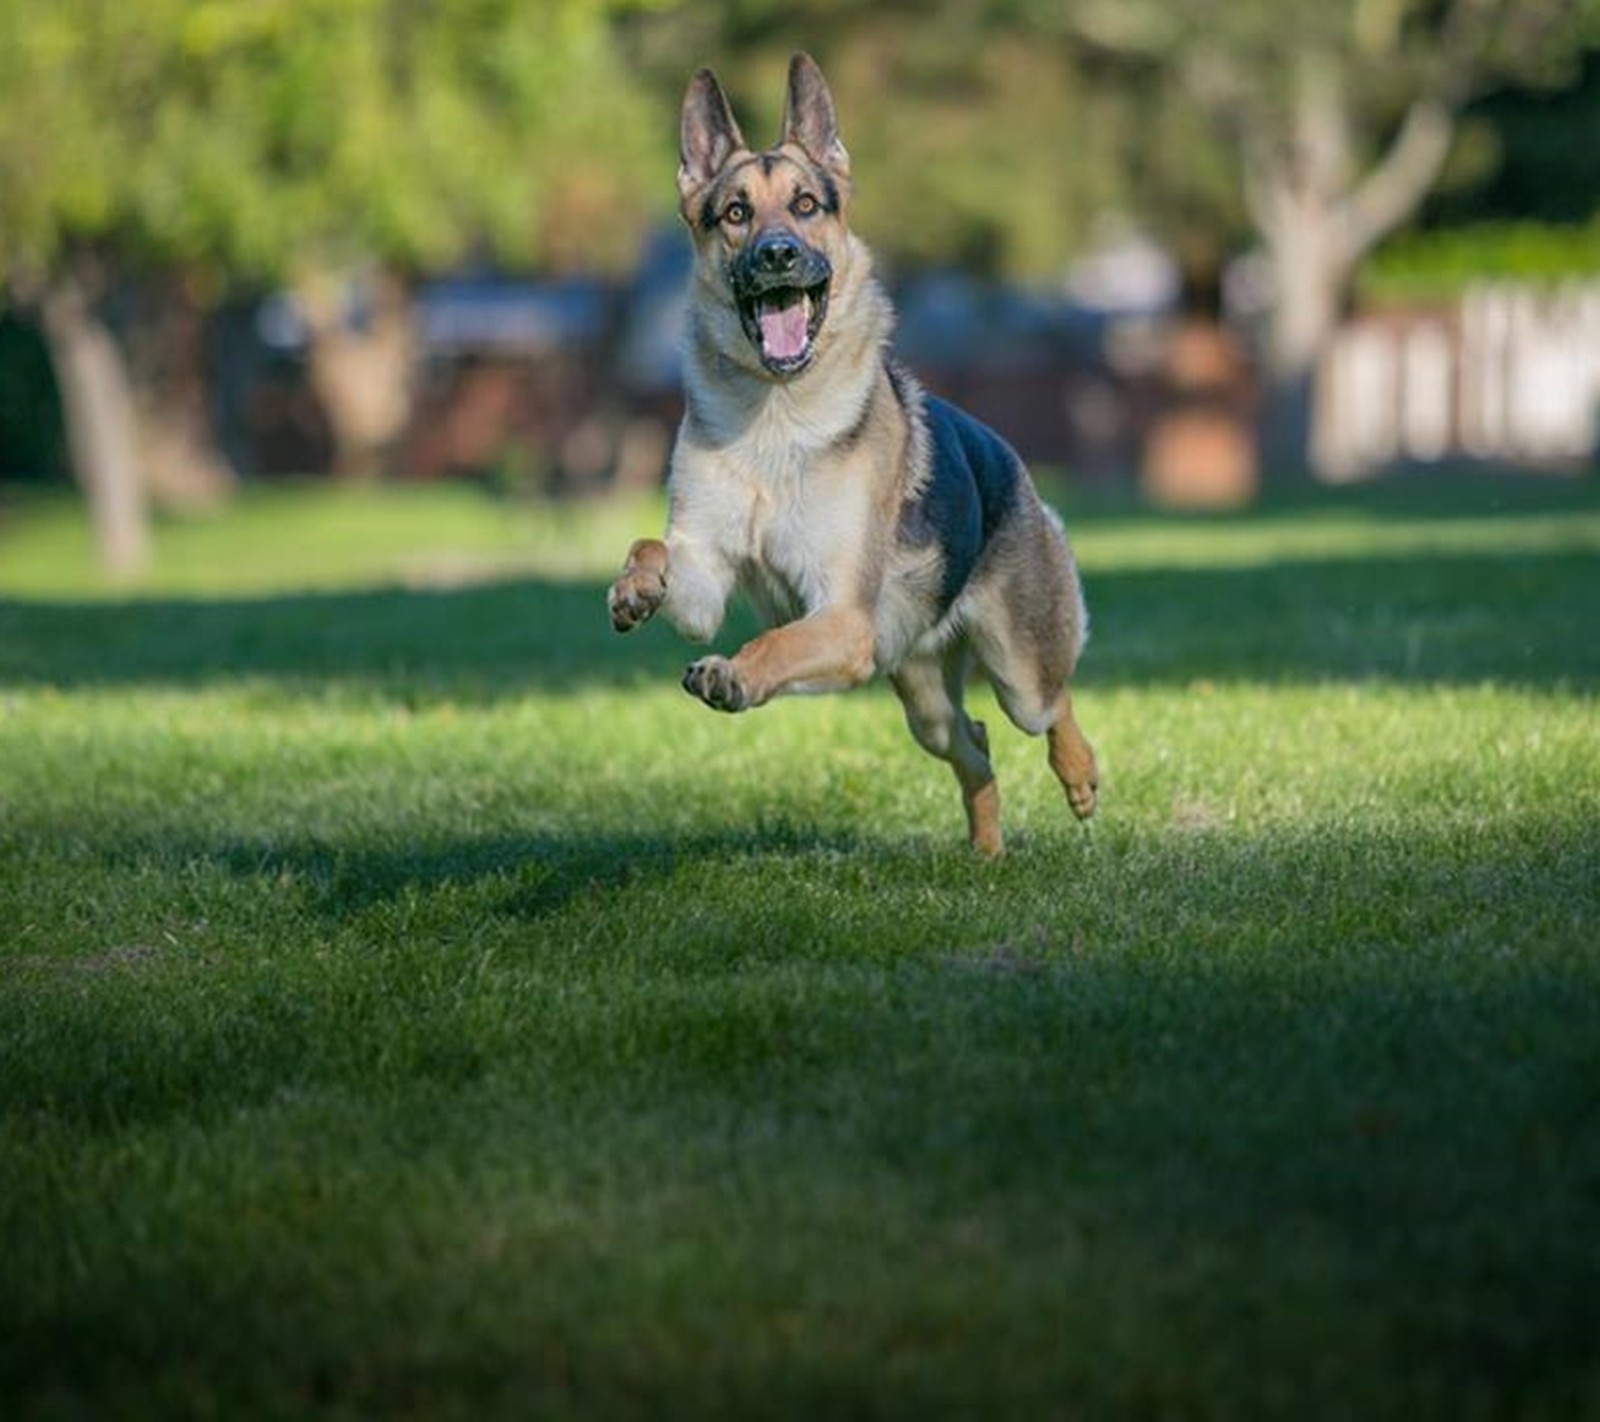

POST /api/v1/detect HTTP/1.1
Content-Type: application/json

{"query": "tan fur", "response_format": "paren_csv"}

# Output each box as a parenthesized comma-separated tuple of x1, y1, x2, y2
(607, 54, 1098, 854)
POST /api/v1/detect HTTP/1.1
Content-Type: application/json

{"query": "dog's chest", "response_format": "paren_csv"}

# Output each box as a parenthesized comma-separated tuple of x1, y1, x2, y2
(689, 431, 870, 613)
(748, 472, 866, 612)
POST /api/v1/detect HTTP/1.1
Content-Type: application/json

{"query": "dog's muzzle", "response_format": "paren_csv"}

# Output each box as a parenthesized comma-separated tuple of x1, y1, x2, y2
(732, 231, 832, 376)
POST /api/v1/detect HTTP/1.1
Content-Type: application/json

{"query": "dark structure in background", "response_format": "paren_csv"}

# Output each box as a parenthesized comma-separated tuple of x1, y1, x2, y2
(1, 232, 1591, 504)
(203, 227, 1193, 496)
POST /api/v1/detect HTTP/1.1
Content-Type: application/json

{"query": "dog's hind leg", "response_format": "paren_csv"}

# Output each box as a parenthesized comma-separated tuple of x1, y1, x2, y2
(975, 657, 1098, 825)
(973, 637, 1098, 826)
(1046, 691, 1098, 821)
(964, 519, 1098, 826)
(891, 649, 1002, 857)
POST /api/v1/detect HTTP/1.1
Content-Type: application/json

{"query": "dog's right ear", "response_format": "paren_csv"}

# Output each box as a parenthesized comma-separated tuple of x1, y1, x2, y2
(679, 68, 745, 199)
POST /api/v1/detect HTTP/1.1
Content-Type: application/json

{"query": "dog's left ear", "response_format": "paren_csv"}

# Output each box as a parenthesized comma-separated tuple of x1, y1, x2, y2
(780, 52, 850, 181)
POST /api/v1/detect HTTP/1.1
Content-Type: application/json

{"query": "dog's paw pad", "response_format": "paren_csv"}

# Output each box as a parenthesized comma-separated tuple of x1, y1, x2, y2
(683, 656, 748, 713)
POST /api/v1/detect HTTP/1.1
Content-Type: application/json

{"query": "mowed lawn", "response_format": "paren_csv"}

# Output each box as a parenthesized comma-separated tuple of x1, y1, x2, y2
(1, 475, 1597, 1419)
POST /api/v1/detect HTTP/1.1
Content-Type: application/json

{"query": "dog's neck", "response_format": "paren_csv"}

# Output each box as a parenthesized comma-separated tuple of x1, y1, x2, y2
(683, 235, 893, 453)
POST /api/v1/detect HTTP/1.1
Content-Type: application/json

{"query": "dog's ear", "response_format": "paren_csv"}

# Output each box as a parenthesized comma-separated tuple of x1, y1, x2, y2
(679, 68, 745, 198)
(780, 52, 849, 181)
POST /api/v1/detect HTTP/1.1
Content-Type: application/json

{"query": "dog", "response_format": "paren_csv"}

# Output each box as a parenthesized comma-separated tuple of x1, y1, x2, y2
(607, 53, 1098, 856)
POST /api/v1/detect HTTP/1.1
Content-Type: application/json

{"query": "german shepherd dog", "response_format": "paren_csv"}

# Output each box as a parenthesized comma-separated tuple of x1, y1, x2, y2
(608, 53, 1098, 856)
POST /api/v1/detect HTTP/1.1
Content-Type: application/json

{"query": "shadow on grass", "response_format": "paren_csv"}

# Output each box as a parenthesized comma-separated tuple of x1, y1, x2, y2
(0, 545, 1594, 695)
(155, 821, 869, 922)
(18, 799, 1597, 1077)
(4, 807, 1597, 1416)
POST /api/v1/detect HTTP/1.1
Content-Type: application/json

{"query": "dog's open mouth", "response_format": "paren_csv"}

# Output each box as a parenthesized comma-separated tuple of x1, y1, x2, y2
(738, 282, 829, 376)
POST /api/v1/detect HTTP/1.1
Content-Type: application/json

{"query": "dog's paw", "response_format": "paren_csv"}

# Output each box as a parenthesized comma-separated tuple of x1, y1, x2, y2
(1066, 776, 1097, 821)
(682, 655, 749, 713)
(607, 567, 666, 633)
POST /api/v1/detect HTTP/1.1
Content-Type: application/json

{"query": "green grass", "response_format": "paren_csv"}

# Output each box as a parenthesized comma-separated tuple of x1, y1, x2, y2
(2, 474, 1598, 1418)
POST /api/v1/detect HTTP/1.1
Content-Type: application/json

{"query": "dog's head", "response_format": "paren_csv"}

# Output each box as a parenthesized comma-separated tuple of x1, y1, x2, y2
(677, 54, 853, 379)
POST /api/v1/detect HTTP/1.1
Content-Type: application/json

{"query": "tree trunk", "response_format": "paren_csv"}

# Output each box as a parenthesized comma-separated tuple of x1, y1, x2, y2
(137, 392, 237, 510)
(126, 272, 237, 511)
(1259, 196, 1352, 480)
(1265, 212, 1346, 383)
(1248, 52, 1459, 481)
(39, 274, 152, 579)
(295, 268, 417, 479)
(1250, 57, 1355, 481)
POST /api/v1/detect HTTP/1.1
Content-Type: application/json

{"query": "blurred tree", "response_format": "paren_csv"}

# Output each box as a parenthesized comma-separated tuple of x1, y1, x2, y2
(1029, 0, 1600, 473)
(627, 2, 1132, 279)
(0, 0, 667, 574)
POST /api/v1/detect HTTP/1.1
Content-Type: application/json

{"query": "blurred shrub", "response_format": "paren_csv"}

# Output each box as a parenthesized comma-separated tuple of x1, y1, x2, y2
(1361, 220, 1600, 304)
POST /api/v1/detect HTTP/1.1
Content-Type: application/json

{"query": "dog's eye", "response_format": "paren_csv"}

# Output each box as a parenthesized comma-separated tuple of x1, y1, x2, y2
(792, 193, 820, 218)
(722, 200, 752, 227)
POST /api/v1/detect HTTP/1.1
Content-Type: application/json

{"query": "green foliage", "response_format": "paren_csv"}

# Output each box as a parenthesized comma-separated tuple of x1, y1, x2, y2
(629, 9, 1133, 278)
(1361, 219, 1600, 302)
(0, 0, 671, 284)
(630, 0, 1600, 277)
(1, 478, 1598, 1415)
(833, 33, 1125, 277)
(1014, 0, 1600, 259)
(2, 0, 1598, 288)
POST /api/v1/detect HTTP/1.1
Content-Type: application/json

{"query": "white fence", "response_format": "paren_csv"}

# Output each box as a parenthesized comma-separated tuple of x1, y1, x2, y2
(1313, 282, 1600, 479)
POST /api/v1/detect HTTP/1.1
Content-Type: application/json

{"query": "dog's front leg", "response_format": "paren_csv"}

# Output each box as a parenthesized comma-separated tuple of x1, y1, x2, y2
(607, 538, 670, 633)
(684, 607, 876, 713)
(609, 534, 734, 644)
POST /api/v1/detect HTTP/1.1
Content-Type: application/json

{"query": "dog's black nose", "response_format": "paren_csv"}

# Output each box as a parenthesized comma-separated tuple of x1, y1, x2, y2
(752, 231, 802, 274)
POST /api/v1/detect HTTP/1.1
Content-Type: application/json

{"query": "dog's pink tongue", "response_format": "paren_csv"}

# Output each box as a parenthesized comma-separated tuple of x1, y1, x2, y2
(758, 299, 808, 361)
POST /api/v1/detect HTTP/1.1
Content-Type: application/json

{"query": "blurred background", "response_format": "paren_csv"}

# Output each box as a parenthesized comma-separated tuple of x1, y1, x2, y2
(0, 0, 1596, 577)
